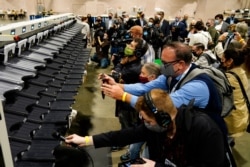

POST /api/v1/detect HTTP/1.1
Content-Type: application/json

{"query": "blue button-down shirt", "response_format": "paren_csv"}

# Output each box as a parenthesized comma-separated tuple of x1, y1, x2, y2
(124, 69, 210, 108)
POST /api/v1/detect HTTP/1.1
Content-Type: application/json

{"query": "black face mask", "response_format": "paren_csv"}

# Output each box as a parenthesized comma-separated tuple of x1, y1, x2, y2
(108, 16, 112, 19)
(192, 51, 198, 57)
(144, 122, 167, 132)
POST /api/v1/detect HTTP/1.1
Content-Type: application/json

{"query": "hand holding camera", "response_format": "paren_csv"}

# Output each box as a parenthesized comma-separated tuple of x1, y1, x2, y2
(100, 73, 121, 99)
(100, 73, 108, 99)
(100, 74, 124, 101)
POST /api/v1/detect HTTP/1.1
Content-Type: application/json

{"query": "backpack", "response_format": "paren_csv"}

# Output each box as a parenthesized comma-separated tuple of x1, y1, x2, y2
(202, 53, 221, 68)
(178, 66, 235, 117)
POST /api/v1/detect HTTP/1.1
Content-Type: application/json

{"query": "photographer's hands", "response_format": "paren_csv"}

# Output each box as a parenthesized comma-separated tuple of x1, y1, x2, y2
(130, 158, 155, 167)
(65, 134, 93, 147)
(99, 73, 128, 101)
(218, 32, 228, 42)
(101, 83, 124, 100)
(98, 73, 116, 85)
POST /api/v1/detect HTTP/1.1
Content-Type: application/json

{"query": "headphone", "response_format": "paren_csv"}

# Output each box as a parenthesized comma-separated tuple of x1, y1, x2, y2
(134, 40, 148, 58)
(144, 91, 172, 128)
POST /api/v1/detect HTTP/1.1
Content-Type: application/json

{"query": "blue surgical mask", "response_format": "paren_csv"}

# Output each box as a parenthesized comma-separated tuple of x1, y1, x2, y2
(144, 122, 167, 132)
(214, 20, 219, 25)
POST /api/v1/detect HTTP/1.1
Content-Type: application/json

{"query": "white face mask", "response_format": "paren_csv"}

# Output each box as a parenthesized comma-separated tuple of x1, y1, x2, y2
(148, 22, 153, 26)
(144, 122, 167, 133)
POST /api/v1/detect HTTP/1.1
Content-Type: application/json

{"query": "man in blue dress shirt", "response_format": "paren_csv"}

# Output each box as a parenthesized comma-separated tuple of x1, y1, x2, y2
(101, 42, 221, 113)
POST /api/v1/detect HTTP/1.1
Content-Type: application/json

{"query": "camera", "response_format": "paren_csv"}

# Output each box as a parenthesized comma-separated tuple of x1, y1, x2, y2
(111, 30, 132, 47)
(100, 73, 121, 99)
(100, 72, 121, 84)
(108, 72, 121, 83)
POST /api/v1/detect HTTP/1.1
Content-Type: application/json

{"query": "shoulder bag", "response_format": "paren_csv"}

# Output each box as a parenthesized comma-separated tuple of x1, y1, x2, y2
(227, 71, 250, 133)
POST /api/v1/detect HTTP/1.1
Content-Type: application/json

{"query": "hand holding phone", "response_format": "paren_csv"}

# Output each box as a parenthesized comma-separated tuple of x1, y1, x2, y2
(100, 73, 107, 99)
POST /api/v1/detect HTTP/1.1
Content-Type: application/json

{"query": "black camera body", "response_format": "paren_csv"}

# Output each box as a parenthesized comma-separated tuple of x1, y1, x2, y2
(108, 72, 121, 83)
(111, 28, 132, 46)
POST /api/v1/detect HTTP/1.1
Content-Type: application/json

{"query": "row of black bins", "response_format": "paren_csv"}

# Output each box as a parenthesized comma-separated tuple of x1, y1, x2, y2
(0, 22, 91, 167)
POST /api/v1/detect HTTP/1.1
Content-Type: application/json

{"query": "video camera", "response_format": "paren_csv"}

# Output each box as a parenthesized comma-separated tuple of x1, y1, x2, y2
(111, 30, 132, 67)
(111, 29, 132, 47)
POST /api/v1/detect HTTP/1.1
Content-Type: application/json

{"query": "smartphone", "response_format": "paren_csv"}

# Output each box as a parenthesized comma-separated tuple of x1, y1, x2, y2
(100, 73, 108, 83)
(100, 73, 106, 99)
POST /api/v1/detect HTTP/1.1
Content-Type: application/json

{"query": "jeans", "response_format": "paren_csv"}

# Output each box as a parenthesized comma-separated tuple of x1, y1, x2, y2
(100, 58, 109, 68)
(91, 53, 109, 68)
(129, 142, 145, 160)
(141, 145, 149, 159)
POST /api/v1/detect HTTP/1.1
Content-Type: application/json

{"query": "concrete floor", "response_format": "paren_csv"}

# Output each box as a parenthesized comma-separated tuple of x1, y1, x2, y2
(71, 61, 123, 167)
(71, 56, 250, 167)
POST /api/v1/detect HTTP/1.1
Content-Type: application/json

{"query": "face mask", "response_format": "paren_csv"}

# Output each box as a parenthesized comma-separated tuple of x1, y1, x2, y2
(148, 22, 153, 26)
(192, 51, 198, 57)
(175, 18, 179, 22)
(144, 122, 167, 133)
(108, 16, 112, 19)
(139, 76, 149, 83)
(161, 64, 175, 77)
(214, 20, 219, 25)
(124, 46, 134, 56)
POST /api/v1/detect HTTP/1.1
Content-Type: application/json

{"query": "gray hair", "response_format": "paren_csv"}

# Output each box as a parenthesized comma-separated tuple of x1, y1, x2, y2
(143, 62, 161, 77)
(236, 22, 248, 40)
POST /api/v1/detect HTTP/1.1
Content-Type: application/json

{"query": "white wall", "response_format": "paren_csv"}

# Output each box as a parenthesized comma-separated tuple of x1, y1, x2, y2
(48, 0, 250, 22)
(0, 0, 250, 21)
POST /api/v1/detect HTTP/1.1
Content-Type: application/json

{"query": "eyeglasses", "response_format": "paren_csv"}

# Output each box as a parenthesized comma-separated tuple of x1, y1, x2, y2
(162, 60, 180, 67)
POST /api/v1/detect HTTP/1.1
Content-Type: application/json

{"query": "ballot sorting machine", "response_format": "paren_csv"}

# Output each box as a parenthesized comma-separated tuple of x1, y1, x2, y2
(0, 13, 91, 167)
